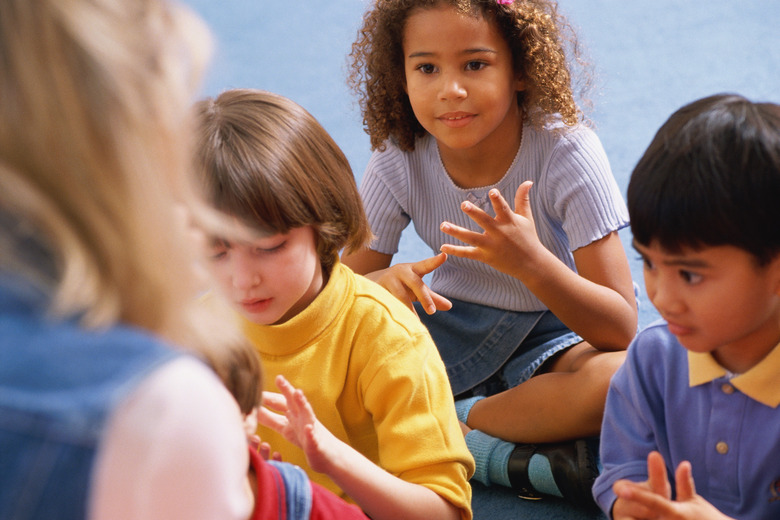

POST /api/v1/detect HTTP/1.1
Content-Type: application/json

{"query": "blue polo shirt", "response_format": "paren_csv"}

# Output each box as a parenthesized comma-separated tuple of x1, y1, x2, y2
(594, 320, 780, 519)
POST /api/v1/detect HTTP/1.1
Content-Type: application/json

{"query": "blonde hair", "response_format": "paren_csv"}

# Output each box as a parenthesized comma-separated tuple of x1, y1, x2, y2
(0, 0, 228, 347)
(195, 89, 373, 275)
(349, 0, 591, 151)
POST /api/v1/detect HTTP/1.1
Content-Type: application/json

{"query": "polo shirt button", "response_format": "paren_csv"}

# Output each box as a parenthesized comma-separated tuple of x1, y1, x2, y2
(721, 383, 734, 394)
(716, 441, 729, 454)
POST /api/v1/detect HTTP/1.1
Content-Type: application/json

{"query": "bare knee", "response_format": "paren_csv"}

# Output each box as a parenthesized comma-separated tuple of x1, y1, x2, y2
(547, 342, 625, 374)
(550, 347, 626, 430)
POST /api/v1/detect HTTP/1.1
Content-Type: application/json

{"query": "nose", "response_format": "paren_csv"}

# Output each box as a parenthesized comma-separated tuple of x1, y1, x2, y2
(439, 71, 467, 101)
(231, 254, 260, 290)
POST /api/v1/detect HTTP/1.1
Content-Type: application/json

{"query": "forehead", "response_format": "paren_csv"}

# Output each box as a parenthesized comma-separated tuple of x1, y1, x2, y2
(403, 6, 503, 54)
(636, 240, 758, 270)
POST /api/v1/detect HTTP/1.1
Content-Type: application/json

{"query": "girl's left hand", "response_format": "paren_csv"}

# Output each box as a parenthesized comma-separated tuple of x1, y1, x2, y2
(440, 181, 546, 278)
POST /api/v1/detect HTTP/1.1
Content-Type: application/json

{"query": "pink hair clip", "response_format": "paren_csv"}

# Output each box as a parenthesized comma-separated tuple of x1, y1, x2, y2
(496, 0, 513, 4)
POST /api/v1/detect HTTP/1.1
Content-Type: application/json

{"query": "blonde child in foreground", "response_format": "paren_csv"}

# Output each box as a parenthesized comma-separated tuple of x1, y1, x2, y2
(194, 89, 474, 520)
(0, 0, 252, 518)
(343, 0, 636, 510)
(593, 93, 780, 520)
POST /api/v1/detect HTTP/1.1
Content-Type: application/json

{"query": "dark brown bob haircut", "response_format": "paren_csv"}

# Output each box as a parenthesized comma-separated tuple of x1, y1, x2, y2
(194, 89, 372, 274)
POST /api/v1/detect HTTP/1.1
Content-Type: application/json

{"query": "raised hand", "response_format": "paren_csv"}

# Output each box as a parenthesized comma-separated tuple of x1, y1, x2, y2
(440, 181, 547, 279)
(367, 253, 452, 315)
(612, 451, 733, 520)
(257, 375, 345, 474)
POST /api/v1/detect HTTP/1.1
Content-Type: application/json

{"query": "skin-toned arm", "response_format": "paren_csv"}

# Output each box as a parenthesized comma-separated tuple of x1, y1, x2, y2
(439, 181, 637, 350)
(611, 451, 734, 520)
(259, 375, 462, 520)
(341, 249, 453, 315)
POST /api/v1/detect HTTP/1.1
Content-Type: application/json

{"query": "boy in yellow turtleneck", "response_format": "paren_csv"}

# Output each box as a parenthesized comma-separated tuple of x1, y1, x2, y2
(193, 89, 474, 520)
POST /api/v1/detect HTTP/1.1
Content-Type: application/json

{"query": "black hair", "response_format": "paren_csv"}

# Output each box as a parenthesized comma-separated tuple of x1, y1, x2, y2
(627, 93, 780, 266)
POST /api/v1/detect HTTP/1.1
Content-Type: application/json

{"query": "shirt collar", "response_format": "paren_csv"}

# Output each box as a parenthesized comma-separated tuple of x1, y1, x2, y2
(688, 342, 780, 408)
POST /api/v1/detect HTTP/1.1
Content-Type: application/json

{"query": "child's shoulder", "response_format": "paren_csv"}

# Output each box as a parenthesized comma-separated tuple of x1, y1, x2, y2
(351, 270, 419, 320)
(366, 134, 439, 181)
(530, 115, 600, 148)
(342, 266, 431, 334)
(626, 319, 685, 366)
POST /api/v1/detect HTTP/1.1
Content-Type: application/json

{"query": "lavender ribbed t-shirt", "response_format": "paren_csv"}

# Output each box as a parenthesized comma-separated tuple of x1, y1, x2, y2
(359, 121, 629, 312)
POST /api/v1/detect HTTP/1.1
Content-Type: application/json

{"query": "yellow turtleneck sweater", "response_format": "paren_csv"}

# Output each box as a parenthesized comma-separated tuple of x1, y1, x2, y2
(243, 262, 474, 518)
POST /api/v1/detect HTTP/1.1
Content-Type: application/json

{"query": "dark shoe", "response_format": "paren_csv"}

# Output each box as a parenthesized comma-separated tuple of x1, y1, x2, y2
(507, 438, 599, 509)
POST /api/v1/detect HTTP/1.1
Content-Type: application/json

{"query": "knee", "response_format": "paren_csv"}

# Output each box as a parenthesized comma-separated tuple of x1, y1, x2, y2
(580, 350, 626, 406)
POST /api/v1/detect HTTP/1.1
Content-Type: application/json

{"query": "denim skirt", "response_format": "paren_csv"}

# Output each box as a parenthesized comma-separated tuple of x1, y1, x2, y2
(416, 297, 582, 397)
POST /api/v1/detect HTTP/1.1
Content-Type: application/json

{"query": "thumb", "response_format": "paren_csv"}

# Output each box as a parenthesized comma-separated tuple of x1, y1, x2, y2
(513, 181, 533, 218)
(413, 252, 447, 277)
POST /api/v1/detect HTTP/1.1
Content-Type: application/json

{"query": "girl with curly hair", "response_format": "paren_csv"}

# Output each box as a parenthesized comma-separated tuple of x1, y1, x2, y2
(343, 0, 637, 512)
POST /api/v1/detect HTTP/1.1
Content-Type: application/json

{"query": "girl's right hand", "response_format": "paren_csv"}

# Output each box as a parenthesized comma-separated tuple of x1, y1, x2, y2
(258, 375, 344, 475)
(366, 253, 452, 315)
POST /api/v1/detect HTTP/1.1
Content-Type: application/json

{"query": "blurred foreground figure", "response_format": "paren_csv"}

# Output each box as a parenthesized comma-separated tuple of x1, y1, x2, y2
(0, 1, 252, 519)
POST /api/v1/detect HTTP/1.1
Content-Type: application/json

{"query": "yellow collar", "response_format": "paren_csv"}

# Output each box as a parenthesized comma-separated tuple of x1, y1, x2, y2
(688, 342, 780, 408)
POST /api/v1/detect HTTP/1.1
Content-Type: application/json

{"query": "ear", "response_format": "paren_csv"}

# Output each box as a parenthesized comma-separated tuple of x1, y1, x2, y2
(768, 254, 780, 297)
(514, 73, 526, 92)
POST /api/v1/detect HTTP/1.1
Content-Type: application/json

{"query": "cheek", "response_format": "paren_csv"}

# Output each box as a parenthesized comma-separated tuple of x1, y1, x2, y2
(208, 262, 233, 290)
(642, 271, 656, 300)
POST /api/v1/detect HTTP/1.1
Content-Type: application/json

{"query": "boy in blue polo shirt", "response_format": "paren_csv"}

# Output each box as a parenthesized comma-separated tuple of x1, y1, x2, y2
(593, 93, 780, 520)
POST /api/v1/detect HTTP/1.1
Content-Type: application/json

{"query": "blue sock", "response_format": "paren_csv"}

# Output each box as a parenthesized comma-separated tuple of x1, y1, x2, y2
(457, 396, 563, 496)
(465, 429, 564, 497)
(464, 429, 514, 487)
(528, 454, 563, 497)
(454, 396, 484, 424)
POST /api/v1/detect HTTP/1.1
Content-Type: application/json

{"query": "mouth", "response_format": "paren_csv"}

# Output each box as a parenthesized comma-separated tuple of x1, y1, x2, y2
(438, 112, 475, 127)
(441, 113, 471, 120)
(240, 298, 272, 313)
(665, 319, 693, 337)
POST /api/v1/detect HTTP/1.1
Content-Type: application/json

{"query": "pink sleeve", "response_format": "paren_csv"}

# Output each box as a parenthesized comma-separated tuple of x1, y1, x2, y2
(89, 357, 252, 520)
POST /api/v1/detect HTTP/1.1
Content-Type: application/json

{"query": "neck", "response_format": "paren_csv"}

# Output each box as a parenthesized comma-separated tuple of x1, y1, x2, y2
(438, 116, 524, 189)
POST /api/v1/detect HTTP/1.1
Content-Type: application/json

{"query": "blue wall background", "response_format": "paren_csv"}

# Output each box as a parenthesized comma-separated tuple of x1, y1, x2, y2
(185, 0, 780, 328)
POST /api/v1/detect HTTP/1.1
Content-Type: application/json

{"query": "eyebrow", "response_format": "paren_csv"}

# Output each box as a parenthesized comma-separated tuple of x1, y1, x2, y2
(632, 240, 711, 268)
(407, 48, 498, 59)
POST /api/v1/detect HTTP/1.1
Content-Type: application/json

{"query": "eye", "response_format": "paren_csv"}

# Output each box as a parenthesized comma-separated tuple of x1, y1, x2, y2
(415, 63, 436, 74)
(254, 241, 286, 255)
(679, 270, 703, 285)
(210, 238, 229, 260)
(465, 60, 486, 72)
(636, 254, 654, 271)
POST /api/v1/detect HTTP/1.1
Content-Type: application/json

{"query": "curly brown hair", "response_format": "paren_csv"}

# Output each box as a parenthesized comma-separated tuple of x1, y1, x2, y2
(348, 0, 591, 151)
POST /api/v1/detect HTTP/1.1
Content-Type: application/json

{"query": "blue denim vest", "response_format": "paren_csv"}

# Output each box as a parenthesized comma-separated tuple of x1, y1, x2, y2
(0, 277, 180, 519)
